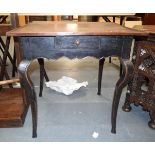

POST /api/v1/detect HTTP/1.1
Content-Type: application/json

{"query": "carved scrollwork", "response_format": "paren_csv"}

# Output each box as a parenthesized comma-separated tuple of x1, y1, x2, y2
(140, 48, 147, 56)
(123, 41, 155, 130)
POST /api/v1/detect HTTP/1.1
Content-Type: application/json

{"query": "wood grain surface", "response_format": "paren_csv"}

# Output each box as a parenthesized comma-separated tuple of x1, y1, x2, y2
(133, 25, 155, 34)
(7, 21, 148, 36)
(0, 88, 28, 127)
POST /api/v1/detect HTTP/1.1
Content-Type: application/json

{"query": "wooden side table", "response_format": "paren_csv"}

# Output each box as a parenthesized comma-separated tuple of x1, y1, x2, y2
(7, 21, 147, 137)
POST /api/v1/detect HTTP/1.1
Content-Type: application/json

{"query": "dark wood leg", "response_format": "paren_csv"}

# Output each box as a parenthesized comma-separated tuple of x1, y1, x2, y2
(12, 47, 17, 77)
(113, 16, 116, 22)
(120, 16, 124, 25)
(38, 58, 44, 97)
(31, 98, 37, 138)
(18, 60, 37, 138)
(109, 57, 112, 63)
(97, 57, 105, 95)
(111, 59, 134, 133)
(122, 72, 141, 112)
(44, 67, 49, 82)
(37, 58, 49, 97)
(122, 90, 132, 112)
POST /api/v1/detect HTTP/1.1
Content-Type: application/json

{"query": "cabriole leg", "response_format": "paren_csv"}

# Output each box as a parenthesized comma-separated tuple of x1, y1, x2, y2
(111, 59, 134, 133)
(18, 60, 37, 138)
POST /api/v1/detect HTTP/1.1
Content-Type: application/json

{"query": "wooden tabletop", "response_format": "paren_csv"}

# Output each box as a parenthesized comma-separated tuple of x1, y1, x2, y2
(133, 25, 155, 35)
(6, 21, 148, 37)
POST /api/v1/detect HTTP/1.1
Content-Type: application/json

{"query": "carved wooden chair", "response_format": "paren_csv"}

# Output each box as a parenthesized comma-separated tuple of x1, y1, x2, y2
(122, 40, 155, 129)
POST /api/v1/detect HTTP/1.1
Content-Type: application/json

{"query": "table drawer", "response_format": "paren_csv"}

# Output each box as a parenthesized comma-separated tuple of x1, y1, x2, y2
(100, 36, 123, 51)
(55, 36, 100, 49)
(20, 37, 55, 59)
(21, 37, 55, 52)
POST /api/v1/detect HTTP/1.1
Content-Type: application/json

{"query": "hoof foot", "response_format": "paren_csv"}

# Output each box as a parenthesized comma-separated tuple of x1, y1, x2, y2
(97, 92, 101, 95)
(32, 132, 37, 138)
(39, 93, 42, 97)
(122, 105, 131, 112)
(111, 128, 116, 134)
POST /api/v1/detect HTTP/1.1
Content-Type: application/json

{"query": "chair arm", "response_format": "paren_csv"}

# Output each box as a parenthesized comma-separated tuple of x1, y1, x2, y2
(0, 79, 20, 86)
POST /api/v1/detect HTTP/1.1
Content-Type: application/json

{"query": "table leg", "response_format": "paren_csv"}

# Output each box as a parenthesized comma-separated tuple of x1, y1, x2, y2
(120, 16, 125, 25)
(97, 57, 105, 95)
(109, 57, 112, 63)
(18, 60, 37, 138)
(111, 59, 134, 133)
(37, 58, 49, 97)
(113, 16, 116, 22)
(12, 46, 17, 77)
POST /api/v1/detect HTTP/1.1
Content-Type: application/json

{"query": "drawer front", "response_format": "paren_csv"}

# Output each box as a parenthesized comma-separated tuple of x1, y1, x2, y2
(28, 37, 55, 51)
(20, 36, 132, 60)
(100, 36, 123, 51)
(55, 36, 100, 49)
(20, 37, 55, 59)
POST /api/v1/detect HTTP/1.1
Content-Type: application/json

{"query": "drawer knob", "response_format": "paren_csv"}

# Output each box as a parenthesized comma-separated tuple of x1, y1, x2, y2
(74, 39, 80, 46)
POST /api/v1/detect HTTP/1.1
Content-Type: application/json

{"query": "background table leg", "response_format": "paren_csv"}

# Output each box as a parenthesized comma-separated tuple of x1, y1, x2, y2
(97, 57, 105, 95)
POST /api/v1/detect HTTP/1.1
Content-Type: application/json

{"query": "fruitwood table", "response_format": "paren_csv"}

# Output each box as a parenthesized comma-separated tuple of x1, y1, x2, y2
(7, 21, 148, 137)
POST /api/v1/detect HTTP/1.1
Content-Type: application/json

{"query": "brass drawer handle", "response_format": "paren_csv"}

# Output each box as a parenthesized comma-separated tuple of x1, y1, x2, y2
(74, 39, 80, 46)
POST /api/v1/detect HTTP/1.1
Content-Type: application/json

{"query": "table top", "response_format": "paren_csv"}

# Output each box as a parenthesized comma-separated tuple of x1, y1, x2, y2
(7, 21, 148, 37)
(133, 25, 155, 35)
(0, 13, 135, 16)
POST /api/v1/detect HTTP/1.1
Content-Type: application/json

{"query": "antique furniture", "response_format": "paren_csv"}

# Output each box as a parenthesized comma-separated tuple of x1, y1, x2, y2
(123, 25, 155, 129)
(7, 21, 147, 137)
(0, 78, 29, 127)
